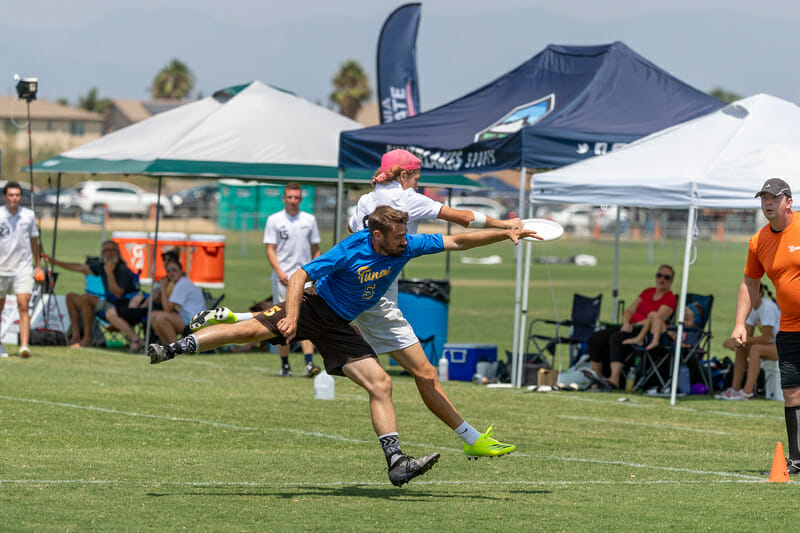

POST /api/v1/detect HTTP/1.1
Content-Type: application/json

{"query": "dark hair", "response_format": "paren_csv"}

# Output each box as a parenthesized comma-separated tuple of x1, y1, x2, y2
(2, 181, 22, 196)
(367, 205, 409, 235)
(101, 240, 120, 253)
(657, 264, 675, 277)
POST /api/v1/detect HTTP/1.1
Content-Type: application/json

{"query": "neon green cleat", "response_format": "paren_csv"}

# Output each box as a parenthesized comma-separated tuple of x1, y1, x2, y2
(464, 425, 516, 459)
(189, 307, 238, 331)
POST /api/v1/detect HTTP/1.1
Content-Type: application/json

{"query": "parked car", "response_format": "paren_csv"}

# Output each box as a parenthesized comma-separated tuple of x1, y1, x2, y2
(542, 204, 628, 233)
(36, 185, 83, 217)
(75, 181, 174, 216)
(169, 184, 219, 216)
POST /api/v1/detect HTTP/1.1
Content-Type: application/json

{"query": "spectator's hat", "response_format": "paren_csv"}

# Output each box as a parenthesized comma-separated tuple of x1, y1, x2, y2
(381, 149, 421, 173)
(755, 178, 792, 198)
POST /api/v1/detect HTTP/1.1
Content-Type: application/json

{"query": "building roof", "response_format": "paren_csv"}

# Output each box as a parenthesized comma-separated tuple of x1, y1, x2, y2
(108, 98, 189, 123)
(0, 95, 104, 121)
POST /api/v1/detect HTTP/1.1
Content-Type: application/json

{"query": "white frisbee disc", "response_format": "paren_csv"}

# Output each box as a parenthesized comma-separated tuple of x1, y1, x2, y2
(522, 218, 564, 242)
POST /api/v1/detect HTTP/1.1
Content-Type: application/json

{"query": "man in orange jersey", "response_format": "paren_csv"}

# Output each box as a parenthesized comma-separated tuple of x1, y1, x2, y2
(732, 177, 799, 474)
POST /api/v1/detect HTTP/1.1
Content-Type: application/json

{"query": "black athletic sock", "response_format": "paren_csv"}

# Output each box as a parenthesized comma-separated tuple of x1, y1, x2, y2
(785, 406, 800, 461)
(378, 432, 403, 468)
(172, 334, 198, 355)
(280, 355, 290, 367)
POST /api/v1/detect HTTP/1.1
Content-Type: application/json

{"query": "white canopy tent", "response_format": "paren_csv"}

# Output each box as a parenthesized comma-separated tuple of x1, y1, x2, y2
(522, 94, 800, 403)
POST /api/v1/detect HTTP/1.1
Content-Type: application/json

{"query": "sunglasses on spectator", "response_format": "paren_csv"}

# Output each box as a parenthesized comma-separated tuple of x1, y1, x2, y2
(166, 267, 181, 273)
(656, 272, 672, 280)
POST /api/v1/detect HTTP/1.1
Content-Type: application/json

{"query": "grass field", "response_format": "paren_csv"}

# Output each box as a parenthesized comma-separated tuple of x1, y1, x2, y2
(3, 226, 797, 531)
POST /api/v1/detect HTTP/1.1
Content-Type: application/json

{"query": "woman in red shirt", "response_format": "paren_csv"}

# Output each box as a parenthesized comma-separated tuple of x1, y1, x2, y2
(587, 265, 677, 388)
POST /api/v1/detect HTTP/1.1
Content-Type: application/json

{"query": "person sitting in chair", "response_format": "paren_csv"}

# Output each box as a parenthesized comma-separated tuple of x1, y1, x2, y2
(587, 265, 677, 389)
(623, 300, 703, 350)
(149, 258, 205, 345)
(45, 241, 138, 348)
(718, 283, 780, 400)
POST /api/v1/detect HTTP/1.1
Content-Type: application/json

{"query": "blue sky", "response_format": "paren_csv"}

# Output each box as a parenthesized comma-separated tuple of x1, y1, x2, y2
(3, 1, 799, 109)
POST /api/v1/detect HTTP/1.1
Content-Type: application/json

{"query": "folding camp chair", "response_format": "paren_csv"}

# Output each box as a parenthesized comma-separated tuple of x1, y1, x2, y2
(633, 293, 713, 393)
(527, 293, 603, 368)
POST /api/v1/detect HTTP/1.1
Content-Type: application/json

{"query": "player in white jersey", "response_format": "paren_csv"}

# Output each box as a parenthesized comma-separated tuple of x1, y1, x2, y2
(347, 149, 521, 454)
(0, 182, 44, 358)
(263, 182, 322, 377)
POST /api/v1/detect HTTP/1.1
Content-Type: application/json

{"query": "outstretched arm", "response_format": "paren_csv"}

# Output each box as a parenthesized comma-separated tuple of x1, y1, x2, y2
(437, 205, 520, 230)
(276, 268, 309, 343)
(441, 227, 539, 251)
(43, 254, 92, 275)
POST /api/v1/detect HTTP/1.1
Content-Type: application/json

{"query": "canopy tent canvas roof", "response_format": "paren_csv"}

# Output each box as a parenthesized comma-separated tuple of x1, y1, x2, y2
(525, 93, 800, 402)
(339, 42, 724, 174)
(30, 80, 483, 190)
(531, 94, 800, 208)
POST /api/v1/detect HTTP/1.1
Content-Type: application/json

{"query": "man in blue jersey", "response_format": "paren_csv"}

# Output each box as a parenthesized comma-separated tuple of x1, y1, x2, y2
(148, 206, 537, 486)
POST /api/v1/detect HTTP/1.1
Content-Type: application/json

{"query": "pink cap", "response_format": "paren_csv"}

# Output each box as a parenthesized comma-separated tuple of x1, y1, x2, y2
(381, 149, 421, 173)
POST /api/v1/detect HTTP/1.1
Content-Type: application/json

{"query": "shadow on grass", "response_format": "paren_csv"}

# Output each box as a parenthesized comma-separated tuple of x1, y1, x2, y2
(148, 484, 550, 500)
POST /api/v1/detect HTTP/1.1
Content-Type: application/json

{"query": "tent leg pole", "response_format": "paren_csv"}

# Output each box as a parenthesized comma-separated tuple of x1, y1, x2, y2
(612, 207, 621, 323)
(335, 168, 344, 244)
(516, 203, 535, 387)
(144, 176, 163, 349)
(670, 201, 695, 405)
(51, 173, 62, 260)
(445, 189, 452, 279)
(512, 167, 527, 387)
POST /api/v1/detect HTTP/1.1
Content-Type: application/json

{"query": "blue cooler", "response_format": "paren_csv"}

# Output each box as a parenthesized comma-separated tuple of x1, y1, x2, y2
(396, 279, 449, 364)
(442, 343, 497, 381)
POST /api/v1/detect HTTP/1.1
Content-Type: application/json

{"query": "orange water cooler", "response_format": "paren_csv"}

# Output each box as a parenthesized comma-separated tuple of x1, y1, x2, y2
(188, 234, 226, 288)
(112, 231, 149, 277)
(148, 232, 188, 281)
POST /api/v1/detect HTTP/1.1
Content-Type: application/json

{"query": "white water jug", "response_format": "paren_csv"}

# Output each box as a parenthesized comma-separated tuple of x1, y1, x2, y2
(313, 370, 335, 400)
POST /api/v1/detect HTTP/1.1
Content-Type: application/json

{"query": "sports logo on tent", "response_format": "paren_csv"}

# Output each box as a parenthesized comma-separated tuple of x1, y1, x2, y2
(474, 94, 555, 142)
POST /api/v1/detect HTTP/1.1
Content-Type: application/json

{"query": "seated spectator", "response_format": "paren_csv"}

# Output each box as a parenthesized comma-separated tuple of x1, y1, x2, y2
(45, 241, 138, 348)
(149, 258, 205, 344)
(718, 283, 780, 400)
(587, 265, 677, 388)
(623, 301, 703, 350)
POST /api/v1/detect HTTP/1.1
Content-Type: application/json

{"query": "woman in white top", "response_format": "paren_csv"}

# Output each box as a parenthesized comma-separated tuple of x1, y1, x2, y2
(719, 283, 780, 400)
(347, 149, 520, 451)
(151, 259, 206, 345)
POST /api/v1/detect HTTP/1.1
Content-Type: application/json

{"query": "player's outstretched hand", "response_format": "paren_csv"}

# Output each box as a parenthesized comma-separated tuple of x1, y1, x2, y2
(509, 227, 541, 244)
(503, 217, 522, 229)
(277, 317, 297, 343)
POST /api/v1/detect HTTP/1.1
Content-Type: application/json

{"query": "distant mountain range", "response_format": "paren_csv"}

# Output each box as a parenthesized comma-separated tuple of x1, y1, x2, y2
(0, 6, 796, 110)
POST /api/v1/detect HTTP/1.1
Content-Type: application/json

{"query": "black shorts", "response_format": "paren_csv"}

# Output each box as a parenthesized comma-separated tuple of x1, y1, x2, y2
(776, 331, 800, 389)
(254, 288, 376, 377)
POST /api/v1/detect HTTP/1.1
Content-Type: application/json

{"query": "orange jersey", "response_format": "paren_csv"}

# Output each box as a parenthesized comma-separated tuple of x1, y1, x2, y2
(745, 214, 800, 331)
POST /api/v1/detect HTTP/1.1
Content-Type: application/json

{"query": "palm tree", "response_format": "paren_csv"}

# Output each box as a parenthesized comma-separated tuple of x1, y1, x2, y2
(78, 87, 110, 113)
(330, 60, 371, 119)
(151, 59, 195, 100)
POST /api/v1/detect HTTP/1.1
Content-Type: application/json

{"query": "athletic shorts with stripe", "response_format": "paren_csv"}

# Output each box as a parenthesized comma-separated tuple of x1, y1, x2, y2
(254, 287, 377, 377)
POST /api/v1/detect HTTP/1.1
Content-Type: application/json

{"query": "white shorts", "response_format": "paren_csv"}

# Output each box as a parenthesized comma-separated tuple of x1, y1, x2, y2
(271, 277, 288, 303)
(0, 272, 34, 299)
(352, 284, 418, 355)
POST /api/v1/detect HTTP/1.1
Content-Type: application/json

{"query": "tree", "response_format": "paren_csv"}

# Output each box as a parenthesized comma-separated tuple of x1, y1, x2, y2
(78, 87, 110, 114)
(330, 60, 371, 119)
(710, 87, 742, 103)
(151, 59, 195, 100)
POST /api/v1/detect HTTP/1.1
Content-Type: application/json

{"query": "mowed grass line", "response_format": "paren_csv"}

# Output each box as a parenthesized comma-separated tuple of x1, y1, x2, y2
(2, 346, 799, 531)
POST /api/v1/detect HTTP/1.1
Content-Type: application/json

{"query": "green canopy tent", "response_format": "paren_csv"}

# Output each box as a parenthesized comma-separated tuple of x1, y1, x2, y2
(28, 80, 484, 346)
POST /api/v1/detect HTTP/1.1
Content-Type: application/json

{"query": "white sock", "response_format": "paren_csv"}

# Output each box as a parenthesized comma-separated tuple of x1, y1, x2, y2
(454, 421, 481, 446)
(233, 312, 254, 321)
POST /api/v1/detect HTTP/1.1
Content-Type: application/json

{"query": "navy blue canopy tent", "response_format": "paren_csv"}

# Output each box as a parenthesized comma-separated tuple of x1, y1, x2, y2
(339, 42, 723, 173)
(338, 42, 724, 388)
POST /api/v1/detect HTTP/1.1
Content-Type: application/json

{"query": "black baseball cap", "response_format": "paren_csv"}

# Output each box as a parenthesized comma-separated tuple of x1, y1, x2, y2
(755, 178, 792, 198)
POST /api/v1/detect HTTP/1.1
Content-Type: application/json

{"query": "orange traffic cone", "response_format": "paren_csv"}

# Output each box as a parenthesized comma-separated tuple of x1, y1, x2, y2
(769, 442, 790, 482)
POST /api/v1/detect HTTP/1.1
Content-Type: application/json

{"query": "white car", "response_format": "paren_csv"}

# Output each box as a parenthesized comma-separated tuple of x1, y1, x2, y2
(76, 181, 174, 216)
(542, 204, 627, 233)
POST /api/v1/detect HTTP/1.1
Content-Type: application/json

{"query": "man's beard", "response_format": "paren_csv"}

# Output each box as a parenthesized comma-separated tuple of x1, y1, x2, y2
(380, 243, 405, 257)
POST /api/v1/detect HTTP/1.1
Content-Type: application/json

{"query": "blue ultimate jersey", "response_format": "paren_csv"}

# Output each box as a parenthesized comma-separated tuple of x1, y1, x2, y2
(302, 229, 445, 321)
